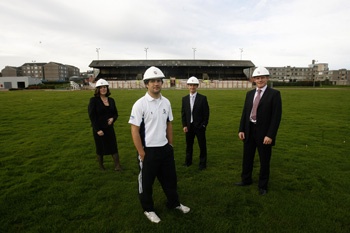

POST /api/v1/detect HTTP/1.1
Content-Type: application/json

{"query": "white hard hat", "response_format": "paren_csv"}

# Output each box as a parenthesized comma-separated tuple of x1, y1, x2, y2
(95, 79, 109, 87)
(143, 66, 165, 80)
(187, 76, 199, 84)
(252, 66, 269, 77)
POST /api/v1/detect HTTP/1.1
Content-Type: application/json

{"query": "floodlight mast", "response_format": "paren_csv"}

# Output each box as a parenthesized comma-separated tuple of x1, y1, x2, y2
(144, 48, 149, 60)
(96, 48, 100, 60)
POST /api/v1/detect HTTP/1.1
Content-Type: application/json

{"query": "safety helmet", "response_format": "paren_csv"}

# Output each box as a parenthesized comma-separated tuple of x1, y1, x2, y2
(187, 76, 199, 84)
(252, 66, 270, 77)
(143, 66, 165, 80)
(95, 79, 109, 87)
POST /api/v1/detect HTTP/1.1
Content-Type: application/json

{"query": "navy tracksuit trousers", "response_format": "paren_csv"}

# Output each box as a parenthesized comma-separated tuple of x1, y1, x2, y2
(138, 144, 180, 212)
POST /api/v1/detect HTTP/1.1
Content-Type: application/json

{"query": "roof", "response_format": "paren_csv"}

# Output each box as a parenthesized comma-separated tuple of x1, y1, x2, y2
(89, 59, 255, 68)
(22, 63, 47, 66)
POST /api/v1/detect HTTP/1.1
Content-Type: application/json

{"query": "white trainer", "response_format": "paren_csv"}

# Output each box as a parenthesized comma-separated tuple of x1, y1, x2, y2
(176, 204, 190, 214)
(144, 211, 161, 223)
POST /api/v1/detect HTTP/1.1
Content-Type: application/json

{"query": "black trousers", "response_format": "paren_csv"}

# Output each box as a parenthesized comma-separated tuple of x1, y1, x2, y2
(185, 124, 207, 168)
(241, 123, 272, 190)
(137, 144, 180, 212)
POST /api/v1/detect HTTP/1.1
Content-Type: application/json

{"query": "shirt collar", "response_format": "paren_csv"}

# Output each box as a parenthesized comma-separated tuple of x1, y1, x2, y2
(256, 85, 267, 93)
(190, 92, 197, 98)
(145, 92, 162, 101)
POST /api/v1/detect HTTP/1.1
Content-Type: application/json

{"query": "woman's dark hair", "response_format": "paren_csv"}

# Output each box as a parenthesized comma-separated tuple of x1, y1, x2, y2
(94, 86, 111, 97)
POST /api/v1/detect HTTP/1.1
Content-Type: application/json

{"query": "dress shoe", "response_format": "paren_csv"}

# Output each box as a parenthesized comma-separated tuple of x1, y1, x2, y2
(259, 189, 267, 195)
(235, 181, 252, 186)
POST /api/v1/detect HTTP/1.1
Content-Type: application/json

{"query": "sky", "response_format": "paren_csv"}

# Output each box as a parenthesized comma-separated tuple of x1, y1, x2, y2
(1, 0, 350, 72)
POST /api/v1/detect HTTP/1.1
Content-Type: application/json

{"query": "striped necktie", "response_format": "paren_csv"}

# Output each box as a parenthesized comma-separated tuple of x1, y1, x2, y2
(251, 89, 261, 121)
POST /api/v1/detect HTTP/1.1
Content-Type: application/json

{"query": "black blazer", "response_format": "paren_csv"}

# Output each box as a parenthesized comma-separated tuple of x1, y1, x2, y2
(88, 97, 118, 132)
(239, 87, 282, 146)
(182, 93, 210, 129)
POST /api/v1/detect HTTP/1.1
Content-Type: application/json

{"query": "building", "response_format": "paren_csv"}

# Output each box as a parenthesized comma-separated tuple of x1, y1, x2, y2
(89, 59, 255, 81)
(0, 76, 42, 89)
(1, 66, 21, 77)
(66, 65, 80, 78)
(21, 63, 46, 79)
(267, 60, 334, 83)
(0, 62, 80, 82)
(44, 62, 69, 82)
(328, 69, 350, 85)
(267, 66, 312, 82)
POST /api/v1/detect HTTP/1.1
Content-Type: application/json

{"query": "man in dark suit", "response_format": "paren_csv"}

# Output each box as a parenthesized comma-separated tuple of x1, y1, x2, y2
(236, 67, 282, 195)
(182, 76, 210, 170)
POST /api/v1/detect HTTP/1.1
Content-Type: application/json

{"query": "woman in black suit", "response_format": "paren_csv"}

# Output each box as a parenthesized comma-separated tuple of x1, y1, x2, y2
(88, 79, 122, 171)
(236, 67, 282, 195)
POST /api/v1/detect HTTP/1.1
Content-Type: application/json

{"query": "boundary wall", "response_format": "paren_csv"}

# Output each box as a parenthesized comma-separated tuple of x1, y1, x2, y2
(106, 80, 252, 89)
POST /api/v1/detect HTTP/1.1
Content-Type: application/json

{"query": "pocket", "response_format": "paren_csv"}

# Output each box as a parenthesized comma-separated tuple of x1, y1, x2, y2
(166, 143, 174, 155)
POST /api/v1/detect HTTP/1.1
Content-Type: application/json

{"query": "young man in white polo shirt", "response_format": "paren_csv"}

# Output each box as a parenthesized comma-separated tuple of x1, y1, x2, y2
(129, 66, 190, 223)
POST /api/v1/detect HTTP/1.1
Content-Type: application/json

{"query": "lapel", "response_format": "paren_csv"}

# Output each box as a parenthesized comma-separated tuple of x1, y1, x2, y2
(193, 93, 200, 110)
(187, 94, 191, 110)
(259, 86, 269, 105)
(248, 90, 255, 108)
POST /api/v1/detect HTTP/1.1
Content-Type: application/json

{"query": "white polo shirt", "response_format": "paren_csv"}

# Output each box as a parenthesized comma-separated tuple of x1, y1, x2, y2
(129, 92, 173, 147)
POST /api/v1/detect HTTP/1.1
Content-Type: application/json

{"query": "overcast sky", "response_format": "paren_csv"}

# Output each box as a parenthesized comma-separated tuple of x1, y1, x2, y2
(1, 0, 349, 72)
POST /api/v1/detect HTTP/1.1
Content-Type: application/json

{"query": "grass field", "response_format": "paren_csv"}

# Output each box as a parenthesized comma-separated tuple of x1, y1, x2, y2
(0, 88, 349, 233)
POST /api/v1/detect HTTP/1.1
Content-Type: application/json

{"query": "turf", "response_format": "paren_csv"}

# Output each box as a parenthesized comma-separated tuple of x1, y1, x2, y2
(0, 88, 349, 233)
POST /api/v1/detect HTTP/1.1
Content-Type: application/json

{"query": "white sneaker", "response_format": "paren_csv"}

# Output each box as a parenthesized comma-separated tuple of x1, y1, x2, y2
(144, 211, 161, 223)
(176, 204, 190, 214)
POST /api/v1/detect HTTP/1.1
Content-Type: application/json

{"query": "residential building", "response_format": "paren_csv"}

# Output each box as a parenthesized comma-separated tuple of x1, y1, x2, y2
(0, 62, 80, 82)
(267, 66, 312, 82)
(66, 65, 80, 78)
(267, 60, 332, 82)
(1, 66, 21, 77)
(21, 63, 46, 79)
(44, 62, 69, 81)
(328, 69, 350, 85)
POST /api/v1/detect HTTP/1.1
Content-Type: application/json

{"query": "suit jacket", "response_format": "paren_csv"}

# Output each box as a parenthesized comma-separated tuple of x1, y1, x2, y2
(182, 93, 210, 129)
(239, 86, 282, 146)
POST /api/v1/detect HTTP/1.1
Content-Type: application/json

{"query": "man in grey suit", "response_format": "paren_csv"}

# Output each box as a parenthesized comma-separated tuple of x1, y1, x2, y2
(236, 67, 282, 195)
(182, 77, 210, 170)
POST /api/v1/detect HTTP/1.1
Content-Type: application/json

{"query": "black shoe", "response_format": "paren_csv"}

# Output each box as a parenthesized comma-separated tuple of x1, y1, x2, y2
(259, 189, 267, 195)
(199, 166, 206, 170)
(235, 181, 252, 186)
(183, 163, 192, 167)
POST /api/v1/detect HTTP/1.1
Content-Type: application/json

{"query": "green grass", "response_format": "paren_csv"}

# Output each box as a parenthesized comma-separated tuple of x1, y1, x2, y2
(0, 88, 350, 233)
